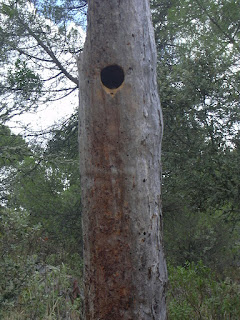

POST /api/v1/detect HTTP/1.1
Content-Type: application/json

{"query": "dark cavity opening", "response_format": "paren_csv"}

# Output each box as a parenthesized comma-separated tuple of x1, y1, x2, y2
(101, 65, 124, 89)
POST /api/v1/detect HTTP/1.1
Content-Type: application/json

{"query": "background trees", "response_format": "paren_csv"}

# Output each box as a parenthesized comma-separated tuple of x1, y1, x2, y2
(0, 0, 239, 318)
(152, 0, 240, 273)
(0, 0, 86, 123)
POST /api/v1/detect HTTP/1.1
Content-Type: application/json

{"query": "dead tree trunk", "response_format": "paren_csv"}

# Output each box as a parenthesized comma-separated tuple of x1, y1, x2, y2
(78, 1, 167, 319)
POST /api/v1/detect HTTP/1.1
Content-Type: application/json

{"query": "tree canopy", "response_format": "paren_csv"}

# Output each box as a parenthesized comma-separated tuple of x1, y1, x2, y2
(0, 0, 86, 122)
(151, 0, 240, 271)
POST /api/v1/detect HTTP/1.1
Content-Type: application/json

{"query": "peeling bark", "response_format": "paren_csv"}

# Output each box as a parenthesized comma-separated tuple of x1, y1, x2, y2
(78, 1, 167, 319)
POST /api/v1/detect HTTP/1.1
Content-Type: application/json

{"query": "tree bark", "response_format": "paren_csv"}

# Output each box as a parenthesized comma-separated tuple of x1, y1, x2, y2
(78, 1, 167, 319)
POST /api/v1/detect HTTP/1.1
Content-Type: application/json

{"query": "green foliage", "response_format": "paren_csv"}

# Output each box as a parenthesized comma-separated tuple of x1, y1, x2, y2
(0, 0, 85, 122)
(47, 113, 79, 160)
(8, 264, 82, 320)
(164, 209, 240, 273)
(33, 0, 87, 27)
(0, 124, 30, 167)
(152, 0, 240, 271)
(7, 59, 43, 100)
(9, 151, 82, 257)
(168, 261, 240, 319)
(0, 208, 82, 319)
(0, 115, 82, 266)
(0, 209, 41, 311)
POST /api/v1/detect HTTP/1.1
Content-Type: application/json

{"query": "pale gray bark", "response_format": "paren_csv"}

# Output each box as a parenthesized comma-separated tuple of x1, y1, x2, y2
(78, 1, 167, 319)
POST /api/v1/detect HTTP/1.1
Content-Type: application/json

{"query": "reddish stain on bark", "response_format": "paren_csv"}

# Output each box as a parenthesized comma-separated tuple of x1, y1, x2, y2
(84, 88, 134, 319)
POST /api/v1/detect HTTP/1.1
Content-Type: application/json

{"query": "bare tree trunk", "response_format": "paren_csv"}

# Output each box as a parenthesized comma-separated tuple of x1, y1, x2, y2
(78, 1, 167, 319)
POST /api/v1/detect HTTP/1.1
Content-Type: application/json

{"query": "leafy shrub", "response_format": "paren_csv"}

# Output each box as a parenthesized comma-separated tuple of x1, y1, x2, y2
(15, 264, 82, 320)
(0, 209, 41, 312)
(164, 209, 240, 274)
(167, 261, 240, 320)
(0, 208, 82, 319)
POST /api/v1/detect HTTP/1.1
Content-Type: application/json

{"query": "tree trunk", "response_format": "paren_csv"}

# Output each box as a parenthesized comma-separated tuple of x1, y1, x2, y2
(78, 1, 167, 319)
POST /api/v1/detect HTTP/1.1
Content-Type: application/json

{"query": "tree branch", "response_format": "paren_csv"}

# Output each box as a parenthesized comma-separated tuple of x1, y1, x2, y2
(15, 13, 79, 86)
(16, 47, 54, 63)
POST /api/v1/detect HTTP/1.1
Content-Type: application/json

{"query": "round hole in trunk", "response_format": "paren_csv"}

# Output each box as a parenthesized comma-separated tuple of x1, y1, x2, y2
(101, 65, 124, 89)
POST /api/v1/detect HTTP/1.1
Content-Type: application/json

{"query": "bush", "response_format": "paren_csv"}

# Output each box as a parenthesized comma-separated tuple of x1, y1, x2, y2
(167, 261, 240, 320)
(13, 264, 82, 320)
(0, 208, 82, 319)
(164, 209, 240, 274)
(0, 209, 41, 312)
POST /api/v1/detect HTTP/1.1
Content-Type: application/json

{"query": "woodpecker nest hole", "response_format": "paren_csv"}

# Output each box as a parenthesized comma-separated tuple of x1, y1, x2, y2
(101, 65, 124, 90)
